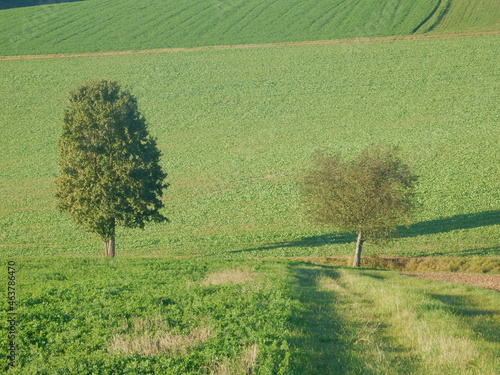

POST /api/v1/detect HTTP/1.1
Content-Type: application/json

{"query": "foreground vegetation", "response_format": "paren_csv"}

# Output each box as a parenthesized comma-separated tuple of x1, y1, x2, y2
(1, 258, 498, 374)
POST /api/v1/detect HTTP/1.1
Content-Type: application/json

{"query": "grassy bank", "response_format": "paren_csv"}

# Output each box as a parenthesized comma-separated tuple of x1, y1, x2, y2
(290, 256, 500, 274)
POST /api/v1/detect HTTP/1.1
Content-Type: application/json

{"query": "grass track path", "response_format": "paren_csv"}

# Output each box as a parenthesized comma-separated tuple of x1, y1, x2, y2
(289, 263, 500, 374)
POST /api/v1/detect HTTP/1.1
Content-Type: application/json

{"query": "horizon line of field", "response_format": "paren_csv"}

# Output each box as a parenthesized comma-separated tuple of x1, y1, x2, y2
(1, 29, 498, 61)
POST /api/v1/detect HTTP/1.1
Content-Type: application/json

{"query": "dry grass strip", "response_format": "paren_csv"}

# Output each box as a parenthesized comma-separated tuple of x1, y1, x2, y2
(403, 273, 500, 291)
(110, 316, 210, 356)
(210, 343, 259, 375)
(201, 267, 257, 286)
(1, 31, 498, 61)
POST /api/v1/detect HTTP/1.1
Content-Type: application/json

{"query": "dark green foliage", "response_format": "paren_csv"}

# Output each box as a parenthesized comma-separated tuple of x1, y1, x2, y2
(0, 0, 83, 11)
(302, 145, 418, 256)
(55, 79, 168, 252)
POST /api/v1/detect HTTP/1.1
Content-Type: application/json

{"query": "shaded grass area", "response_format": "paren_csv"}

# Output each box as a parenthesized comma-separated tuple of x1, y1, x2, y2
(230, 211, 500, 261)
(230, 233, 356, 255)
(397, 210, 500, 238)
(0, 0, 84, 10)
(287, 262, 500, 374)
(428, 293, 500, 343)
(288, 265, 354, 374)
(288, 264, 416, 374)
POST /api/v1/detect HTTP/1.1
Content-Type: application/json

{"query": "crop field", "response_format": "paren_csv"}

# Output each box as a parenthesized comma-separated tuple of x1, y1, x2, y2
(425, 0, 500, 33)
(1, 34, 499, 259)
(2, 0, 499, 56)
(0, 258, 498, 374)
(1, 0, 499, 373)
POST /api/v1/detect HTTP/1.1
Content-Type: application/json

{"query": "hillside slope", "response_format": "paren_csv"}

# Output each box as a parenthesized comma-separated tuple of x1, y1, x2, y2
(0, 0, 447, 56)
(413, 0, 500, 33)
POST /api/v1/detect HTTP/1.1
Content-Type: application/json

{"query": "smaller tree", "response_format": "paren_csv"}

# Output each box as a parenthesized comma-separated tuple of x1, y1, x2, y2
(301, 144, 418, 266)
(55, 79, 168, 256)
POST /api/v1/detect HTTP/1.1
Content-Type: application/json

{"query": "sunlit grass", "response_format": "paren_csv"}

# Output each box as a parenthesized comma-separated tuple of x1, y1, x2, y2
(1, 35, 498, 258)
(0, 0, 441, 56)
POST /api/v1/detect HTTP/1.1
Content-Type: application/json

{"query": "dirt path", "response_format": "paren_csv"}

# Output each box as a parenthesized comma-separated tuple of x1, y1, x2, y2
(1, 30, 498, 62)
(403, 273, 500, 291)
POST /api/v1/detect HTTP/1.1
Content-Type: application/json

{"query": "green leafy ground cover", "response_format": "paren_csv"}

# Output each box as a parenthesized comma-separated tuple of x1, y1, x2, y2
(0, 258, 498, 374)
(1, 35, 498, 258)
(0, 0, 476, 56)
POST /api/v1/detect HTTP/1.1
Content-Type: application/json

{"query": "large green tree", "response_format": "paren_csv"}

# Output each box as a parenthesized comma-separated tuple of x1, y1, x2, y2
(301, 145, 418, 266)
(55, 79, 168, 257)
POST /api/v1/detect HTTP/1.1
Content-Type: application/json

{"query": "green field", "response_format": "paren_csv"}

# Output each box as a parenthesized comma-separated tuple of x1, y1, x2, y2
(1, 0, 498, 56)
(422, 0, 500, 33)
(1, 35, 499, 258)
(1, 1, 499, 373)
(1, 258, 498, 374)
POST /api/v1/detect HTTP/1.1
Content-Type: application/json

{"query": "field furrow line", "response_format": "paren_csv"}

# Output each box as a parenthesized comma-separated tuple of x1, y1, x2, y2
(1, 29, 498, 62)
(426, 0, 453, 32)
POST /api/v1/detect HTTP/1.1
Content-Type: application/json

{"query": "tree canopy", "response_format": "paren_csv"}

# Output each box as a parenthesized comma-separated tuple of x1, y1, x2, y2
(301, 144, 418, 266)
(55, 79, 168, 256)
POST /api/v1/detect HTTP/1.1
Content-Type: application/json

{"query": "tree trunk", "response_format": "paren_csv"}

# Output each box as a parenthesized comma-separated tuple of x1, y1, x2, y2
(353, 230, 363, 267)
(103, 217, 116, 257)
(104, 235, 115, 257)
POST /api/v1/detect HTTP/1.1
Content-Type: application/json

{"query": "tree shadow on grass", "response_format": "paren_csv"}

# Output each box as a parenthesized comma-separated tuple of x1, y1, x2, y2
(287, 264, 361, 374)
(428, 293, 500, 344)
(231, 210, 500, 255)
(0, 0, 84, 10)
(287, 263, 417, 374)
(397, 210, 500, 238)
(421, 246, 499, 257)
(229, 232, 356, 255)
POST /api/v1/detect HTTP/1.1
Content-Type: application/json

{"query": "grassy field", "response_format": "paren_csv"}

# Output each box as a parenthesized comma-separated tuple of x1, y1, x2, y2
(1, 1, 499, 373)
(1, 258, 498, 374)
(0, 0, 493, 56)
(425, 0, 500, 33)
(1, 34, 499, 258)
